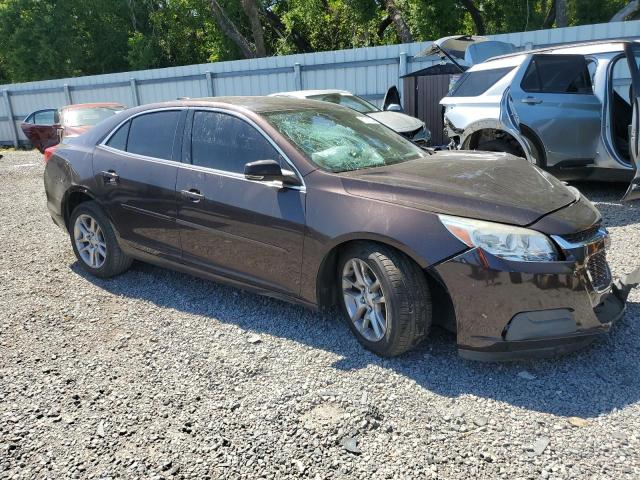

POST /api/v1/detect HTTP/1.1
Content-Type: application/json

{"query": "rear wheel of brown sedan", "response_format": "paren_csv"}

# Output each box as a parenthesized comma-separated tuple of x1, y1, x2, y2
(69, 201, 132, 278)
(338, 243, 432, 357)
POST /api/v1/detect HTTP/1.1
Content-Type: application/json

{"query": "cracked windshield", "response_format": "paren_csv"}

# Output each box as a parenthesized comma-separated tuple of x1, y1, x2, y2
(264, 108, 429, 172)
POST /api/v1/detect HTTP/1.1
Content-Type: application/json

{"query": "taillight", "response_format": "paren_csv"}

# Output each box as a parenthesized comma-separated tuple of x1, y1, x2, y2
(43, 146, 57, 164)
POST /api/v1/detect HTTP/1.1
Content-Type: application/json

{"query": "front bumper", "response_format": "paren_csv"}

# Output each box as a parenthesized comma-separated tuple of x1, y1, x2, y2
(433, 241, 637, 361)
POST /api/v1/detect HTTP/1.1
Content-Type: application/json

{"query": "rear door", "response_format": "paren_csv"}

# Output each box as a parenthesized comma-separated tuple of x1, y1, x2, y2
(623, 43, 640, 201)
(20, 109, 60, 152)
(92, 109, 186, 257)
(509, 54, 601, 167)
(175, 109, 306, 295)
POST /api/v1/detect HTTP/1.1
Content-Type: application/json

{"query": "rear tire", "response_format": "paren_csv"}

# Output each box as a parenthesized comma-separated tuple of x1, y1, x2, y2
(69, 201, 132, 278)
(338, 243, 432, 357)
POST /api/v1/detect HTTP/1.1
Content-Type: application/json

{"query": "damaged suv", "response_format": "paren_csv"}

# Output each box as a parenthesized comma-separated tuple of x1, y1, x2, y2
(441, 40, 640, 201)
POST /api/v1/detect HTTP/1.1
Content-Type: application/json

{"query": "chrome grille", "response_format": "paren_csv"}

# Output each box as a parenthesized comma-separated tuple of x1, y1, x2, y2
(586, 250, 612, 292)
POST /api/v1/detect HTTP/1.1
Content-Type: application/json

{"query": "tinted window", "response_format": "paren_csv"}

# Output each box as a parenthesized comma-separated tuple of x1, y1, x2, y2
(191, 111, 282, 173)
(127, 111, 181, 160)
(33, 110, 57, 125)
(106, 121, 130, 151)
(521, 55, 592, 94)
(448, 67, 514, 97)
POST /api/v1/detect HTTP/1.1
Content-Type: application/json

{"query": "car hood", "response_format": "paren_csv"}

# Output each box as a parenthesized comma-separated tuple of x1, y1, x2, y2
(366, 111, 424, 134)
(338, 150, 578, 228)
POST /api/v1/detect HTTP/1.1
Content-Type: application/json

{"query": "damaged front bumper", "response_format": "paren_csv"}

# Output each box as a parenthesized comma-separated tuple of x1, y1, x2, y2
(433, 229, 639, 361)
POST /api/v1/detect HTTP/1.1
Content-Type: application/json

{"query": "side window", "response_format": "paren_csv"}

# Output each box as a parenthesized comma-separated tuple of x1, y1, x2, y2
(521, 55, 593, 94)
(33, 109, 58, 125)
(127, 110, 181, 160)
(191, 111, 283, 173)
(24, 113, 35, 124)
(106, 121, 130, 151)
(448, 67, 515, 97)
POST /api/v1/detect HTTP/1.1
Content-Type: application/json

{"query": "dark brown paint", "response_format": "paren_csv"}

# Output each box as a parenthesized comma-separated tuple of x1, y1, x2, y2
(43, 97, 623, 359)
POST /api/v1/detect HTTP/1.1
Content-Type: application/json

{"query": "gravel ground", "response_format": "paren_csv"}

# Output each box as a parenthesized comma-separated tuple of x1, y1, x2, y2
(1, 149, 639, 480)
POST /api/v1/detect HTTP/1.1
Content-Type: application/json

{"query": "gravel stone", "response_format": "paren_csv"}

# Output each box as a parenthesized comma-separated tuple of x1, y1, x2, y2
(1, 150, 639, 478)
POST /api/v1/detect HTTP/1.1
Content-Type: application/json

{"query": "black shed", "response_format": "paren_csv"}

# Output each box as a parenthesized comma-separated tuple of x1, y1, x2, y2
(402, 63, 467, 146)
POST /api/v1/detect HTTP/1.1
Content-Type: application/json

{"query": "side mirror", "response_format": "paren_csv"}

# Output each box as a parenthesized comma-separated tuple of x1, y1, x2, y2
(385, 103, 403, 112)
(244, 159, 302, 187)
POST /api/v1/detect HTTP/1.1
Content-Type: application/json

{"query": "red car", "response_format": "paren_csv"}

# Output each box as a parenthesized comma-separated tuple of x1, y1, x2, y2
(21, 102, 127, 153)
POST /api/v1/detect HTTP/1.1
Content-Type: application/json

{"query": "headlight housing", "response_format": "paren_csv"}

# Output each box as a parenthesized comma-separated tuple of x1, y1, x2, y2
(439, 215, 558, 262)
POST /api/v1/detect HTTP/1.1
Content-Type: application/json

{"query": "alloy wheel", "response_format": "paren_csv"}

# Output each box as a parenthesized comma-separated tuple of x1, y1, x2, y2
(74, 214, 107, 269)
(341, 258, 388, 341)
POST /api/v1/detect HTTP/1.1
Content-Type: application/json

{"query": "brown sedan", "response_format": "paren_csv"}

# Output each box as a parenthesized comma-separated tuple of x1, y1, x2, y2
(43, 97, 639, 360)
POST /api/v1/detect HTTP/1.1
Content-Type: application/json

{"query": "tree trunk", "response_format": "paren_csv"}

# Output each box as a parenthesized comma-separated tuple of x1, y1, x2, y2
(385, 0, 413, 43)
(209, 0, 255, 59)
(542, 0, 556, 28)
(241, 0, 267, 57)
(264, 10, 312, 52)
(555, 0, 568, 28)
(377, 15, 393, 39)
(459, 0, 486, 35)
(611, 1, 640, 21)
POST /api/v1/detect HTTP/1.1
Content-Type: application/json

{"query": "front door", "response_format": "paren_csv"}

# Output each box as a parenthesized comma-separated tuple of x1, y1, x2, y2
(92, 109, 186, 257)
(20, 109, 60, 152)
(175, 109, 306, 295)
(623, 43, 640, 202)
(509, 54, 601, 167)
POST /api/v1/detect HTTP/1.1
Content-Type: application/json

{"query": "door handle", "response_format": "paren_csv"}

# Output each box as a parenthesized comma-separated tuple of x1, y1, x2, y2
(180, 188, 204, 202)
(521, 96, 542, 105)
(100, 170, 119, 185)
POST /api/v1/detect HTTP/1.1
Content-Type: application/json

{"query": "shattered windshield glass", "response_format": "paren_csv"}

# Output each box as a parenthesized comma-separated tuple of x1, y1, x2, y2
(263, 108, 428, 172)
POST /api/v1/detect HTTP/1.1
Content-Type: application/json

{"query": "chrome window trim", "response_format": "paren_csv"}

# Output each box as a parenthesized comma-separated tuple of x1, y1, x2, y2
(98, 105, 306, 191)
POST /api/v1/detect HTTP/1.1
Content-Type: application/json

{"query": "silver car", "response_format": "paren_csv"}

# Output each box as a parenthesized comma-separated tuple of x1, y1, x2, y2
(440, 40, 640, 200)
(270, 88, 431, 145)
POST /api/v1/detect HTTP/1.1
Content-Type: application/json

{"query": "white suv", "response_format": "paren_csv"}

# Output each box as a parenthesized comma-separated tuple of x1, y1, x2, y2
(440, 40, 640, 200)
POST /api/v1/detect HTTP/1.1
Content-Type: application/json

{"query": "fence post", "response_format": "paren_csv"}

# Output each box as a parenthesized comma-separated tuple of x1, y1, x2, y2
(130, 78, 140, 106)
(63, 84, 72, 105)
(293, 63, 302, 90)
(205, 71, 215, 97)
(398, 52, 408, 105)
(3, 90, 19, 148)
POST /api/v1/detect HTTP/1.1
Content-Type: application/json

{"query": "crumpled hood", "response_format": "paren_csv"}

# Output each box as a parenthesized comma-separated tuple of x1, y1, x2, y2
(366, 111, 424, 134)
(338, 150, 579, 227)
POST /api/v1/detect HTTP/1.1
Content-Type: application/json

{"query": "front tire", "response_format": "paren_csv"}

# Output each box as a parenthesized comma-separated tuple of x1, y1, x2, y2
(69, 201, 132, 278)
(338, 243, 432, 357)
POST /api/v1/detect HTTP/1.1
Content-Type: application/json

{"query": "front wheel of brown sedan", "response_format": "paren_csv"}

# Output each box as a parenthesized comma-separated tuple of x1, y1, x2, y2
(338, 243, 432, 357)
(69, 201, 132, 278)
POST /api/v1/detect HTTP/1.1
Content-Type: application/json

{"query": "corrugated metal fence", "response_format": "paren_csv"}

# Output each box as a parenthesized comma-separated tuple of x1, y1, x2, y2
(2, 20, 640, 146)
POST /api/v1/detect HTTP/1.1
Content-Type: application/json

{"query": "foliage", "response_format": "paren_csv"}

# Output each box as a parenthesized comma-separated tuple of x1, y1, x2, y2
(0, 0, 632, 84)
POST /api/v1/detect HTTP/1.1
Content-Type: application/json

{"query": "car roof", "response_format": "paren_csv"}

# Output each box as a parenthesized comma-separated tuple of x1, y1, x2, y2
(62, 102, 127, 111)
(138, 96, 356, 114)
(73, 96, 356, 147)
(269, 89, 354, 98)
(480, 39, 637, 65)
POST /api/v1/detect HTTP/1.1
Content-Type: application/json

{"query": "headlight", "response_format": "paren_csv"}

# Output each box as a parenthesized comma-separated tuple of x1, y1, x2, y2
(439, 215, 558, 262)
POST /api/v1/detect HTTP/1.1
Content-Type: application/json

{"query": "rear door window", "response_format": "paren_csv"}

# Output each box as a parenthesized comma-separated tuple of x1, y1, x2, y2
(126, 110, 181, 160)
(33, 109, 58, 125)
(448, 67, 514, 97)
(106, 121, 130, 151)
(190, 111, 283, 173)
(521, 54, 593, 94)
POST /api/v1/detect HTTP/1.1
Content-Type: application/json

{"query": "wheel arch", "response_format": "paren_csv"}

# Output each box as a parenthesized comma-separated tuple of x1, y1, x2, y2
(460, 120, 535, 163)
(62, 187, 98, 231)
(314, 235, 455, 329)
